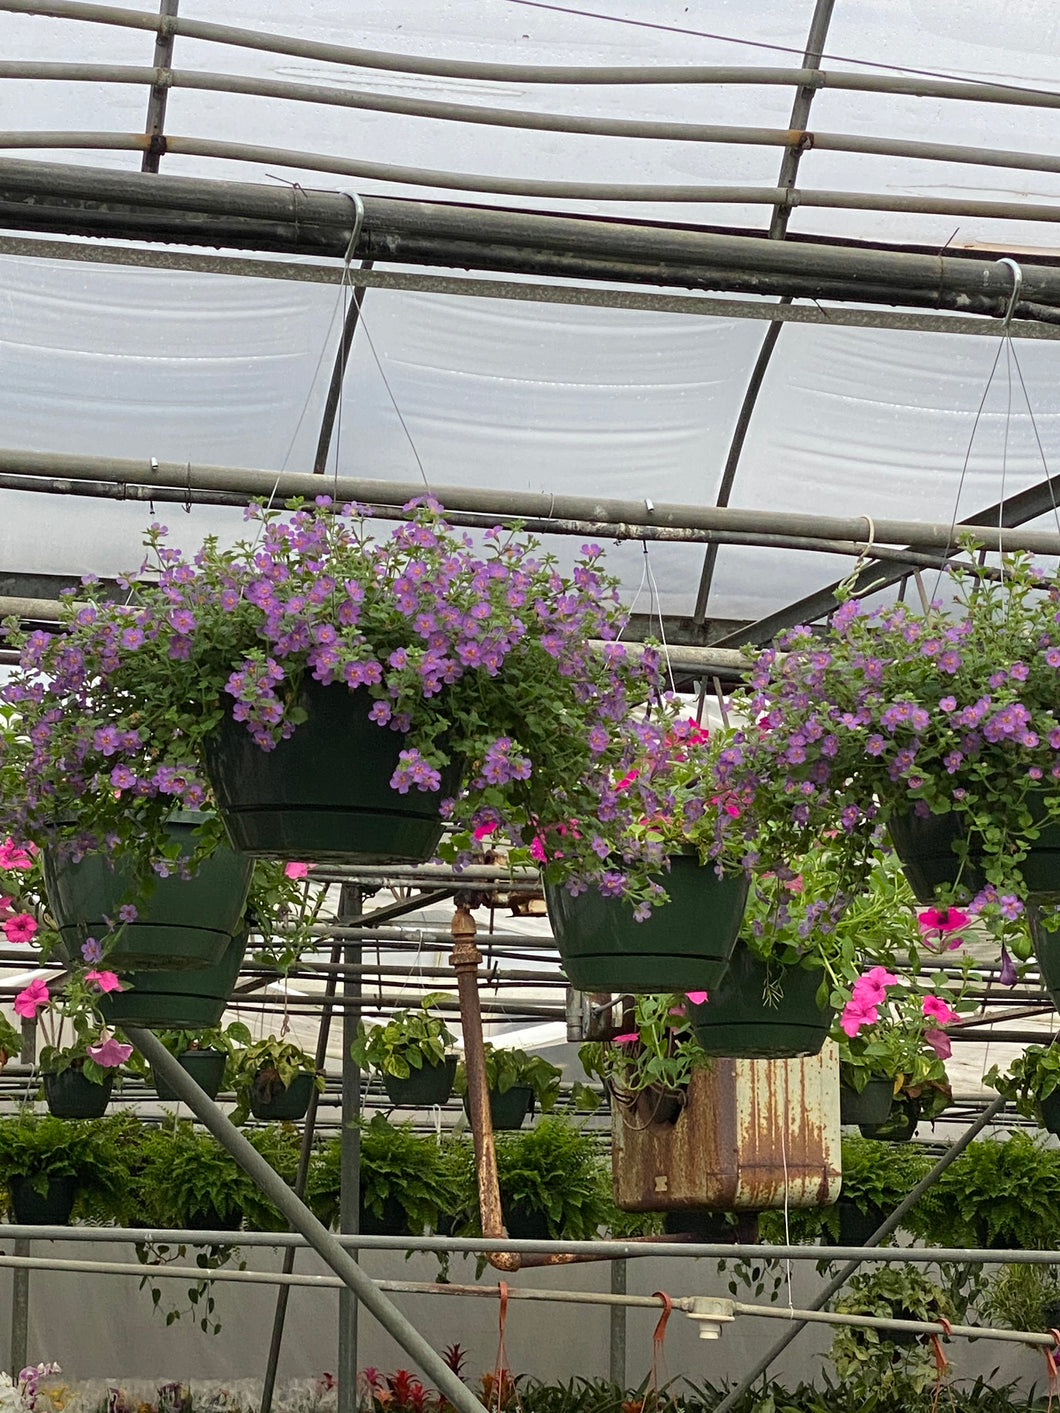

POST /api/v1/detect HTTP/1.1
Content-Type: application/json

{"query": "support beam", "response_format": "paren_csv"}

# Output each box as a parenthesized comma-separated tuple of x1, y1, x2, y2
(126, 1027, 489, 1413)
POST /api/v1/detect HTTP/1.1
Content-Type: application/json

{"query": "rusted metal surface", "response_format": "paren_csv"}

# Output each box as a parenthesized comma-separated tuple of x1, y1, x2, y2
(613, 1042, 841, 1212)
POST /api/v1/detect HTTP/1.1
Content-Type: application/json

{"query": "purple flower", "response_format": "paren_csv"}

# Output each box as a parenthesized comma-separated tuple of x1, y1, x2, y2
(81, 937, 103, 962)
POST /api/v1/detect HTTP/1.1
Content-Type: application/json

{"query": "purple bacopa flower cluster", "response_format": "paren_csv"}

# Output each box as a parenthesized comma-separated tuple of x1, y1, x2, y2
(0, 497, 696, 904)
(717, 550, 1060, 945)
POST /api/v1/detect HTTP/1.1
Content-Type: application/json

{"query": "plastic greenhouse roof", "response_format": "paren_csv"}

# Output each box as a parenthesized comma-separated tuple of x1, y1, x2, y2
(2, 0, 1060, 630)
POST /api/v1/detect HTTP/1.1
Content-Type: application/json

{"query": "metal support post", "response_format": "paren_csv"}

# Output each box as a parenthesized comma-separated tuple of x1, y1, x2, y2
(125, 1027, 488, 1413)
(713, 1095, 1008, 1413)
(338, 886, 363, 1413)
(9, 1239, 28, 1376)
(609, 1258, 627, 1388)
(140, 0, 178, 173)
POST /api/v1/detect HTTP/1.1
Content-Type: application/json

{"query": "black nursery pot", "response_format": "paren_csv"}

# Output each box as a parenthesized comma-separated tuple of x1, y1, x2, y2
(43, 1067, 114, 1119)
(8, 1175, 78, 1226)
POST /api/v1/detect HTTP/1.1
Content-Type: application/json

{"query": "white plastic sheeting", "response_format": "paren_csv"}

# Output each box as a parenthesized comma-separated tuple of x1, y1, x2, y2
(1, 1, 1060, 620)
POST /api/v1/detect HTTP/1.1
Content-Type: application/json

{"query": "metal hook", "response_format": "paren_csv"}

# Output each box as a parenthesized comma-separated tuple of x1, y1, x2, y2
(343, 192, 365, 267)
(995, 256, 1023, 330)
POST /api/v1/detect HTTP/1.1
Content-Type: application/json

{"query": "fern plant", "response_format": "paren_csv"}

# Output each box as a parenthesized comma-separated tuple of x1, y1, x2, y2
(908, 1131, 1060, 1251)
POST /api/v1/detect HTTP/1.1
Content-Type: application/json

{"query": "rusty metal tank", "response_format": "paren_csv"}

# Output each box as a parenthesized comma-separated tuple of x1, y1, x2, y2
(612, 1041, 841, 1211)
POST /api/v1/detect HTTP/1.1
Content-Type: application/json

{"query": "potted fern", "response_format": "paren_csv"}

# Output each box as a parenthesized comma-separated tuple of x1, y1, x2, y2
(0, 1112, 131, 1225)
(985, 1042, 1060, 1136)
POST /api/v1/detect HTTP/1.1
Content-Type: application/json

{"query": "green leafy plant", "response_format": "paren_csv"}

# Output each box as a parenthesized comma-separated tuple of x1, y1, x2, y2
(349, 994, 455, 1081)
(227, 1034, 323, 1124)
(984, 1043, 1060, 1126)
(578, 993, 711, 1104)
(0, 1010, 21, 1065)
(830, 1265, 955, 1396)
(454, 1043, 561, 1112)
(483, 1114, 610, 1242)
(0, 1111, 132, 1216)
(909, 1132, 1060, 1253)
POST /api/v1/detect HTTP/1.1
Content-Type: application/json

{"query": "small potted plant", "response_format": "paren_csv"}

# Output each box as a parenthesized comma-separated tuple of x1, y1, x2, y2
(149, 1022, 254, 1102)
(578, 992, 712, 1126)
(350, 995, 458, 1107)
(454, 1044, 561, 1130)
(985, 1043, 1060, 1136)
(719, 546, 1060, 961)
(830, 1266, 956, 1394)
(908, 1130, 1060, 1251)
(15, 971, 135, 1118)
(308, 1115, 471, 1237)
(228, 1035, 323, 1122)
(0, 501, 666, 881)
(0, 1111, 132, 1225)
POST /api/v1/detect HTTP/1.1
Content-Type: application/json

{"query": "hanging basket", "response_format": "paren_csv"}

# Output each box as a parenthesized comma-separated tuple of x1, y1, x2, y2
(99, 932, 249, 1032)
(152, 1047, 228, 1102)
(202, 679, 463, 863)
(890, 802, 1060, 905)
(8, 1175, 78, 1226)
(839, 1078, 895, 1128)
(45, 812, 252, 971)
(688, 943, 833, 1059)
(42, 1067, 113, 1119)
(544, 854, 749, 994)
(859, 1095, 921, 1142)
(382, 1056, 457, 1108)
(247, 1068, 317, 1121)
(463, 1085, 535, 1131)
(1038, 1089, 1060, 1137)
(1031, 911, 1060, 1015)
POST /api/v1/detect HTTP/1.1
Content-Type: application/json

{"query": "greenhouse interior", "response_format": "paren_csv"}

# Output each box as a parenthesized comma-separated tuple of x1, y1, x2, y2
(5, 1, 1060, 1410)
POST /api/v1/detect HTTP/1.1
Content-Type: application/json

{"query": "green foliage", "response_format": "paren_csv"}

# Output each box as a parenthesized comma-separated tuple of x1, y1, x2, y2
(908, 1131, 1060, 1251)
(0, 1010, 20, 1064)
(579, 993, 710, 1099)
(981, 1260, 1060, 1335)
(985, 1043, 1060, 1123)
(227, 1034, 322, 1124)
(0, 1110, 132, 1212)
(349, 995, 455, 1080)
(308, 1116, 469, 1237)
(831, 1265, 954, 1395)
(488, 1115, 610, 1242)
(454, 1044, 562, 1112)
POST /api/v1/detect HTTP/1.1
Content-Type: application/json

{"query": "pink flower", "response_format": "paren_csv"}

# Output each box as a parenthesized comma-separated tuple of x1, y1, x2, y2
(87, 1032, 133, 1067)
(923, 1027, 952, 1060)
(922, 994, 960, 1027)
(613, 1032, 640, 1044)
(685, 990, 709, 1006)
(14, 977, 49, 1017)
(85, 970, 123, 994)
(918, 907, 969, 933)
(0, 838, 35, 870)
(840, 998, 878, 1037)
(0, 895, 13, 919)
(615, 768, 640, 792)
(3, 913, 38, 945)
(284, 862, 310, 879)
(472, 823, 498, 841)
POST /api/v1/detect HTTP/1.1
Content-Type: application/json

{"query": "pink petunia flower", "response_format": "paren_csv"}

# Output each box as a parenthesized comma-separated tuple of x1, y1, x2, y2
(0, 838, 36, 870)
(0, 895, 13, 919)
(613, 1032, 640, 1044)
(918, 907, 969, 933)
(923, 1027, 952, 1060)
(284, 862, 310, 879)
(472, 823, 498, 841)
(87, 1031, 134, 1067)
(922, 994, 960, 1027)
(685, 990, 709, 1006)
(840, 998, 879, 1037)
(3, 913, 38, 945)
(14, 977, 49, 1017)
(85, 970, 123, 994)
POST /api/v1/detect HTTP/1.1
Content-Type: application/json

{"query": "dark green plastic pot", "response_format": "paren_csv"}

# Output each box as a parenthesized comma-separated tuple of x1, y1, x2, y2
(203, 679, 463, 863)
(1039, 1089, 1060, 1137)
(184, 1203, 242, 1232)
(359, 1196, 409, 1237)
(688, 943, 833, 1058)
(840, 1078, 895, 1128)
(890, 801, 1060, 904)
(45, 812, 252, 971)
(43, 1067, 113, 1119)
(99, 932, 248, 1031)
(462, 1085, 535, 1131)
(504, 1202, 550, 1241)
(152, 1048, 228, 1102)
(382, 1055, 457, 1107)
(859, 1096, 921, 1142)
(248, 1068, 317, 1121)
(9, 1175, 78, 1226)
(1031, 912, 1060, 1013)
(545, 855, 749, 993)
(662, 1209, 759, 1243)
(833, 1199, 887, 1248)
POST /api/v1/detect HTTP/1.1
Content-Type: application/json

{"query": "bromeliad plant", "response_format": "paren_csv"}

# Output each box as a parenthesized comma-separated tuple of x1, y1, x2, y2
(0, 497, 670, 906)
(718, 545, 1060, 955)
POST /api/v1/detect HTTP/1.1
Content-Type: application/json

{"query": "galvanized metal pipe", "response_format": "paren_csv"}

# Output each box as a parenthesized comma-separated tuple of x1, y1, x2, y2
(125, 1027, 489, 1413)
(338, 887, 364, 1413)
(9, 1239, 29, 1378)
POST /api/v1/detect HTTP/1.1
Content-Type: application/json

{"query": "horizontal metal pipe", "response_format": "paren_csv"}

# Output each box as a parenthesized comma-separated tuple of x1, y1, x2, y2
(1, 237, 1055, 342)
(0, 447, 1057, 555)
(5, 0, 1060, 116)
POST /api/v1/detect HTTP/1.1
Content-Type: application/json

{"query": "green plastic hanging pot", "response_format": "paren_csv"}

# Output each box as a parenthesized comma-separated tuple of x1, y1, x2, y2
(1031, 911, 1060, 1014)
(359, 1196, 410, 1237)
(462, 1085, 535, 1131)
(152, 1047, 228, 1102)
(99, 932, 249, 1031)
(859, 1095, 921, 1142)
(9, 1175, 78, 1226)
(248, 1068, 317, 1121)
(382, 1056, 457, 1108)
(43, 1067, 114, 1119)
(544, 854, 749, 993)
(890, 799, 1060, 905)
(839, 1078, 895, 1128)
(504, 1201, 551, 1241)
(202, 679, 463, 863)
(688, 942, 833, 1059)
(1040, 1089, 1060, 1137)
(45, 811, 252, 971)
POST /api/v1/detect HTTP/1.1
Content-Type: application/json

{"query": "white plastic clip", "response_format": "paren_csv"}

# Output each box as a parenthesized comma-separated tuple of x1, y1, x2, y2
(685, 1296, 736, 1341)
